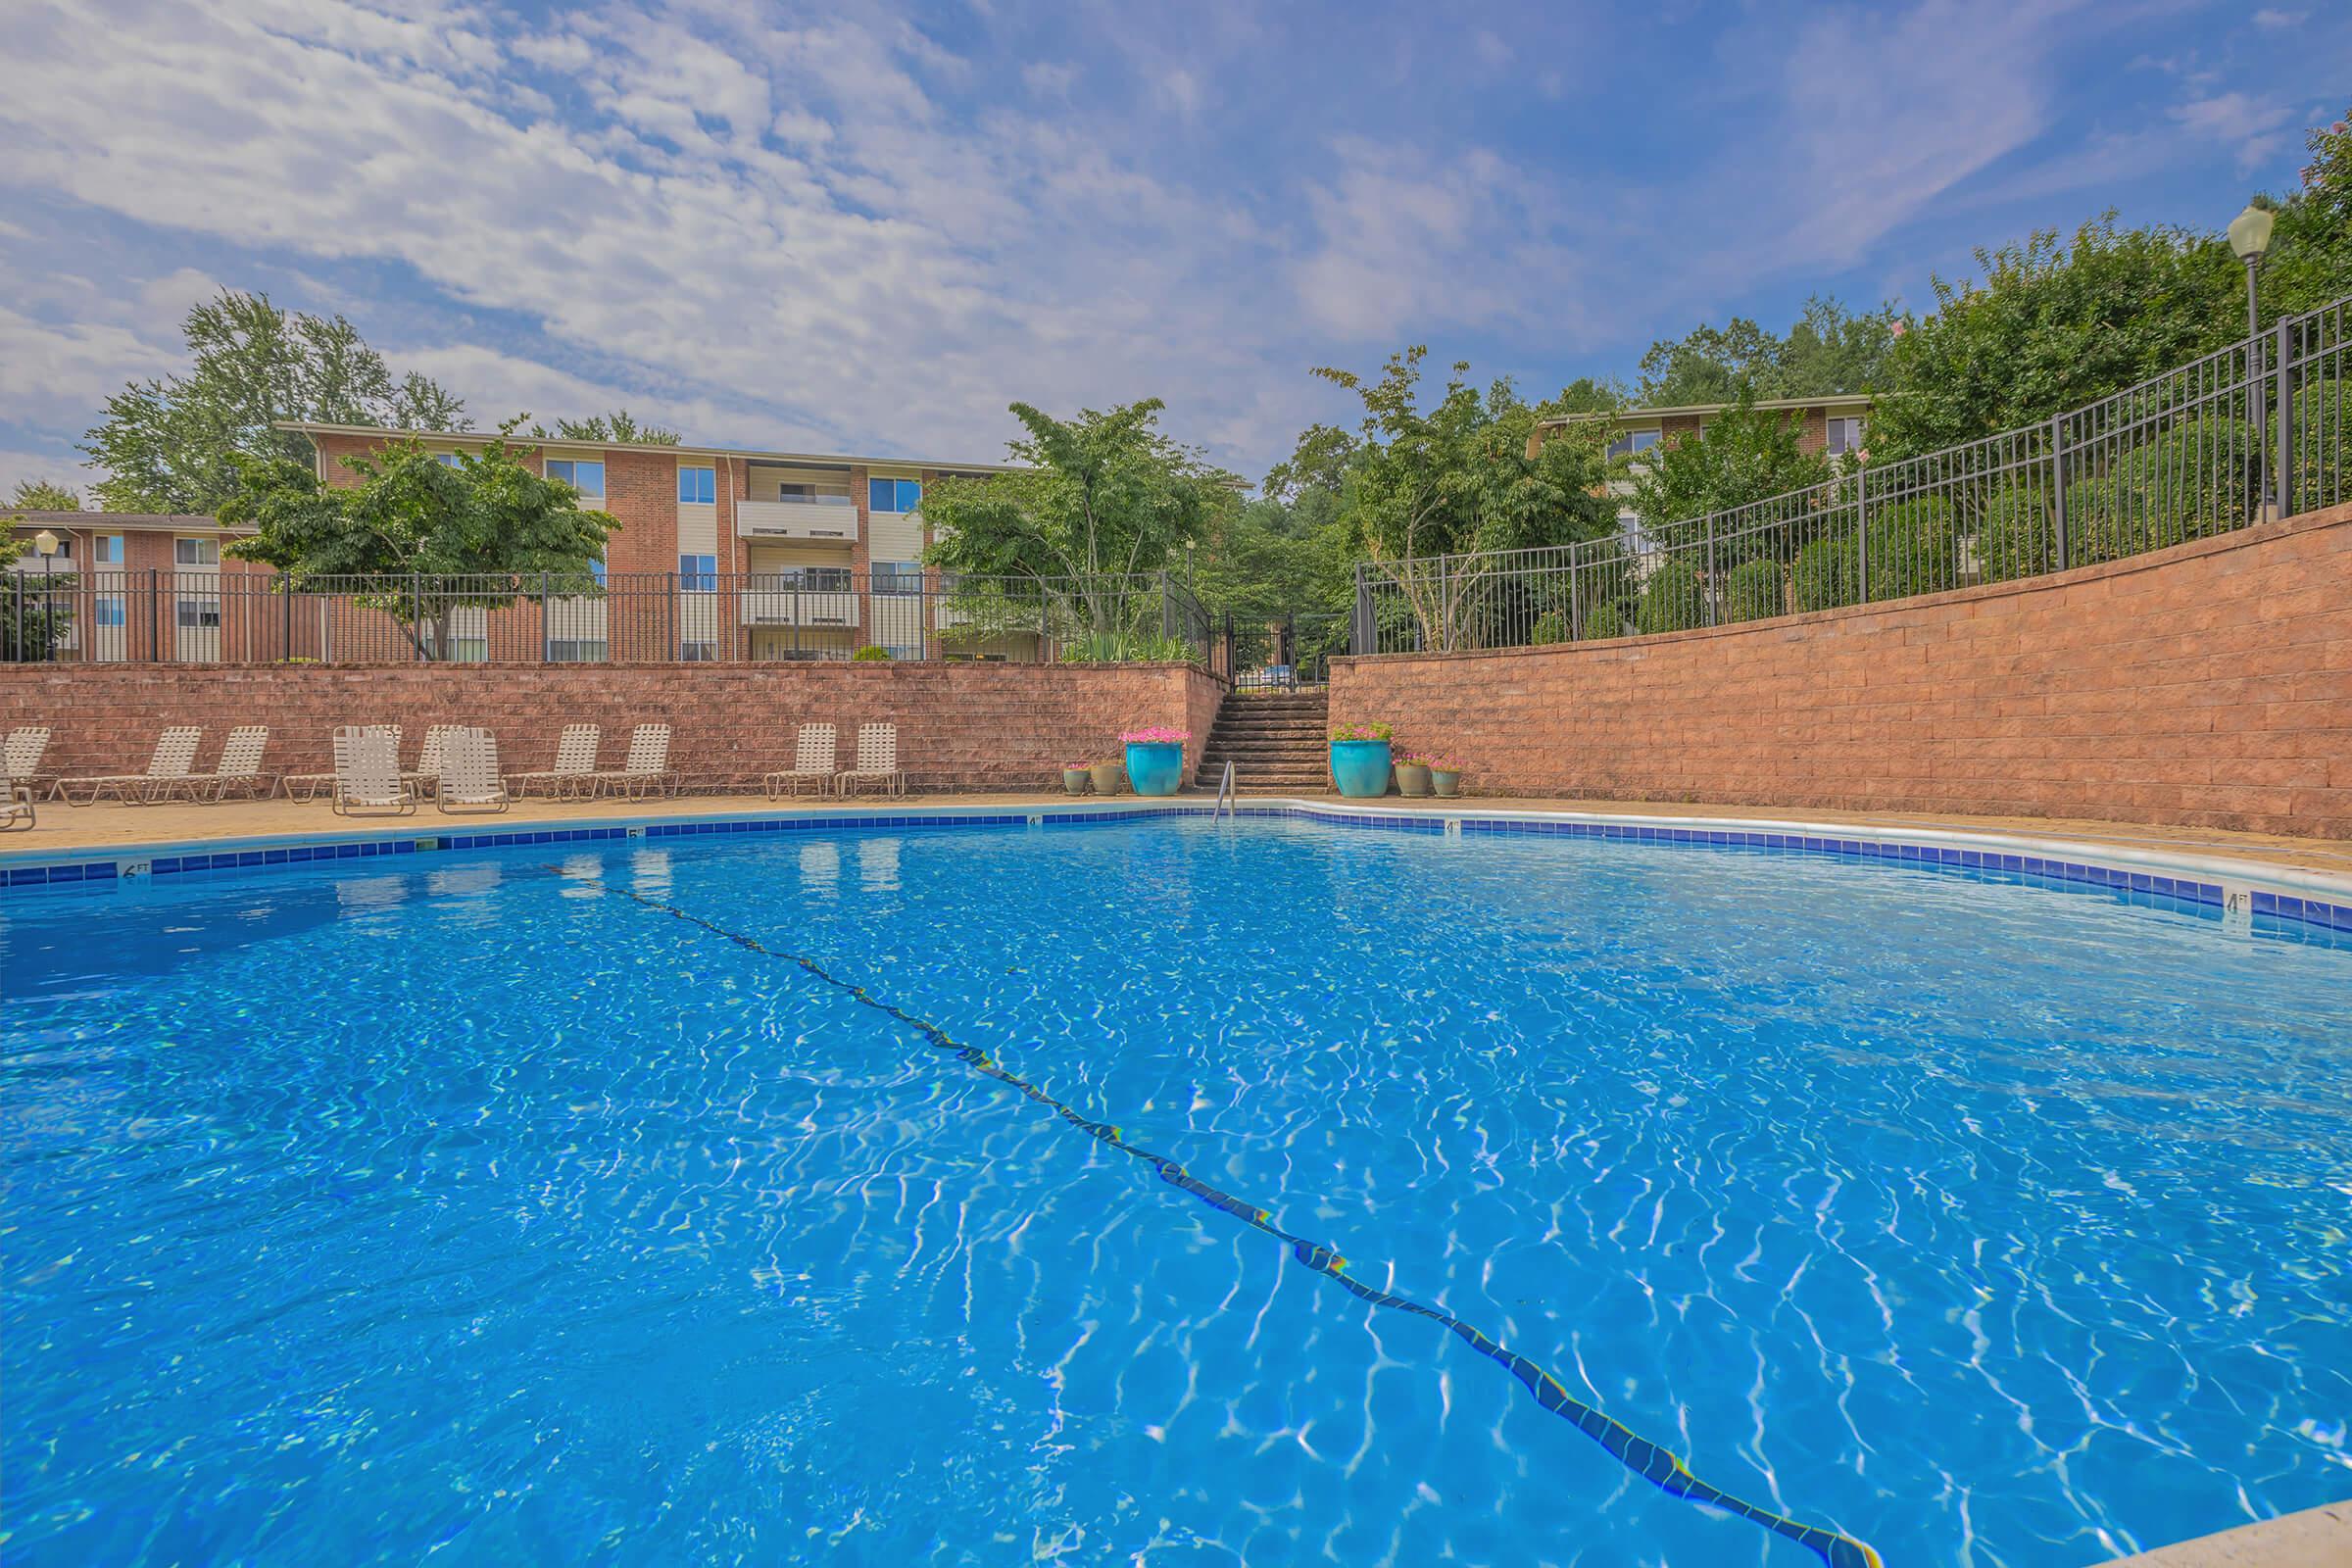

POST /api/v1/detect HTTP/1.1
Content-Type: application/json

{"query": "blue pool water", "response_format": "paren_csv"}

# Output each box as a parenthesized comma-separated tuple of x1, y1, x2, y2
(3, 816, 2349, 1566)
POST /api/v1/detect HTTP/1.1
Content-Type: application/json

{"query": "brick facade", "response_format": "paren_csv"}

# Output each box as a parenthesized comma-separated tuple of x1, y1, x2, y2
(1330, 505, 2352, 838)
(0, 662, 1223, 792)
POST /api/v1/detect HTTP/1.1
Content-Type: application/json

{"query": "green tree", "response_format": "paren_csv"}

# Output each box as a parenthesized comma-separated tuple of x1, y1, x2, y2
(1637, 296, 1900, 406)
(1304, 347, 1616, 651)
(10, 479, 81, 512)
(1867, 216, 2240, 459)
(531, 410, 681, 444)
(923, 399, 1234, 635)
(0, 537, 76, 661)
(1627, 387, 1833, 564)
(2260, 105, 2352, 319)
(220, 427, 613, 661)
(82, 290, 469, 514)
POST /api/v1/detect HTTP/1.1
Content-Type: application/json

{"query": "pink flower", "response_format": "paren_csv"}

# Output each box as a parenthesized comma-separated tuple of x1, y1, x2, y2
(1119, 727, 1191, 745)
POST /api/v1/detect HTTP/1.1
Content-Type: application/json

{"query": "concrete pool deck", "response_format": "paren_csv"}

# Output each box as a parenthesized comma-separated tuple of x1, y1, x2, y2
(2105, 1500, 2352, 1566)
(8, 789, 2350, 889)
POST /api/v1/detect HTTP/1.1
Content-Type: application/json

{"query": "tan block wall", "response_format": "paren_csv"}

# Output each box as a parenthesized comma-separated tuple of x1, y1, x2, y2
(1329, 506, 2352, 838)
(0, 662, 1225, 792)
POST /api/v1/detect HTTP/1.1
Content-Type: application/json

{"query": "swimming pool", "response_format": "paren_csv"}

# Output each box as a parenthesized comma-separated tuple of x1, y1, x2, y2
(3, 813, 2348, 1565)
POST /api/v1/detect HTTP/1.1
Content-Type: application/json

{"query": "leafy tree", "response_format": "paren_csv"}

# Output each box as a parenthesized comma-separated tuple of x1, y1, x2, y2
(531, 410, 681, 445)
(2260, 105, 2352, 319)
(923, 399, 1234, 634)
(0, 538, 76, 661)
(10, 479, 81, 512)
(220, 427, 613, 661)
(1303, 347, 1616, 651)
(1720, 559, 1784, 622)
(1637, 296, 1900, 406)
(1867, 216, 2240, 459)
(82, 289, 469, 514)
(1626, 387, 1832, 564)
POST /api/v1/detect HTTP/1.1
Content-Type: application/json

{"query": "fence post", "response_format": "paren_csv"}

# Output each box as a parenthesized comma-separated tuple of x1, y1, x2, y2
(540, 572, 552, 662)
(1703, 516, 1717, 625)
(411, 573, 423, 662)
(2050, 416, 2069, 571)
(1351, 563, 1372, 655)
(2274, 318, 2294, 519)
(149, 567, 159, 663)
(1855, 466, 1870, 603)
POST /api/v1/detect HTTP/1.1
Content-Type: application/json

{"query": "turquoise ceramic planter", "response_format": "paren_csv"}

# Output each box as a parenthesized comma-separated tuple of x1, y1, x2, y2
(1125, 741, 1186, 797)
(1329, 739, 1392, 798)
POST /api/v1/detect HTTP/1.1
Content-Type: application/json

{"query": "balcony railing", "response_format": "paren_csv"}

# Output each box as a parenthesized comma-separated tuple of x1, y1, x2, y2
(735, 497, 858, 542)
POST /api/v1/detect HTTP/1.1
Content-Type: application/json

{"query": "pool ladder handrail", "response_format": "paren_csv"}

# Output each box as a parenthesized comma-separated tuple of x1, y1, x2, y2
(1214, 760, 1235, 819)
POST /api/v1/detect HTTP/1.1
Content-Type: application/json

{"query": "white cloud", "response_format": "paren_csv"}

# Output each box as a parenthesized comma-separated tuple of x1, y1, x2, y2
(2251, 9, 2306, 29)
(0, 447, 101, 501)
(2171, 90, 2294, 172)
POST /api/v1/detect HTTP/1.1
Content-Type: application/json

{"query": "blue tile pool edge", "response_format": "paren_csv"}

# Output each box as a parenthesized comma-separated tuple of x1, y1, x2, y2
(2, 799, 2347, 938)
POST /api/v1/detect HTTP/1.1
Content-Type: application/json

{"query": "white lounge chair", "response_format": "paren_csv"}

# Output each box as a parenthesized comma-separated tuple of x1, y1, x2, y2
(837, 722, 905, 798)
(590, 723, 672, 801)
(509, 723, 600, 799)
(437, 728, 513, 814)
(289, 724, 397, 802)
(61, 726, 203, 805)
(764, 723, 836, 799)
(330, 726, 415, 816)
(4, 726, 54, 803)
(192, 725, 275, 802)
(0, 785, 30, 831)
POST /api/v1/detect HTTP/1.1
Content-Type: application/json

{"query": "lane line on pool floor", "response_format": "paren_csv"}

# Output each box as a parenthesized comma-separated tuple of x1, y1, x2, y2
(573, 868, 1883, 1568)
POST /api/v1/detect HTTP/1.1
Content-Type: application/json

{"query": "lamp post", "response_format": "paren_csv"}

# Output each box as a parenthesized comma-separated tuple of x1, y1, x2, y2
(2229, 203, 2278, 518)
(2228, 202, 2275, 343)
(1183, 537, 1195, 592)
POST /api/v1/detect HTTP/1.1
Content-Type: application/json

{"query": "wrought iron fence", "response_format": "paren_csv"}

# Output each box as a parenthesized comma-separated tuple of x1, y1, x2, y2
(1351, 293, 2350, 655)
(0, 566, 1225, 674)
(1225, 611, 1353, 690)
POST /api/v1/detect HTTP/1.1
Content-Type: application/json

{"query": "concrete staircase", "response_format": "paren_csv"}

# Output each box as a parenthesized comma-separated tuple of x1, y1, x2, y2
(1196, 688, 1329, 793)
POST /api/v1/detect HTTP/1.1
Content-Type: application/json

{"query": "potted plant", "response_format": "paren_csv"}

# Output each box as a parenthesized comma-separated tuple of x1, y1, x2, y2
(1394, 752, 1434, 798)
(1061, 760, 1092, 795)
(1088, 757, 1125, 795)
(1328, 721, 1393, 799)
(1427, 755, 1465, 798)
(1120, 726, 1190, 797)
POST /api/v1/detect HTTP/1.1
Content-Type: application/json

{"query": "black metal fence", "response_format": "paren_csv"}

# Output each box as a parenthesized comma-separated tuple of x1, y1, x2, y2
(1, 567, 1225, 674)
(1352, 293, 2350, 655)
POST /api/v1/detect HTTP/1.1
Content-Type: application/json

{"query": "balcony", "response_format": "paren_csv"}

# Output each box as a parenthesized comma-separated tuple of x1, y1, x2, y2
(736, 497, 857, 543)
(738, 589, 860, 630)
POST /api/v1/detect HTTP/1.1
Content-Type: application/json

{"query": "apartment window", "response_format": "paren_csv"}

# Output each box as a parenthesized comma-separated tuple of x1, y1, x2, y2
(588, 557, 608, 587)
(94, 595, 126, 627)
(766, 565, 853, 593)
(435, 452, 464, 467)
(175, 598, 221, 629)
(94, 534, 123, 564)
(1826, 416, 1865, 457)
(679, 641, 719, 662)
(174, 537, 220, 566)
(1605, 429, 1662, 461)
(678, 554, 717, 591)
(867, 477, 921, 514)
(778, 482, 852, 506)
(678, 466, 716, 505)
(872, 561, 922, 595)
(549, 639, 609, 663)
(547, 459, 606, 499)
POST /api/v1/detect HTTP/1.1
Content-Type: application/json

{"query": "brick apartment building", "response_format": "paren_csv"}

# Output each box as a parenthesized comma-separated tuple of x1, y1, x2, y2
(1531, 392, 1874, 540)
(5, 425, 1020, 663)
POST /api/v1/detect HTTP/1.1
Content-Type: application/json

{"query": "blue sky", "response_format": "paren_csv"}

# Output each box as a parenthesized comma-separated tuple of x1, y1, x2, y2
(0, 0, 2344, 497)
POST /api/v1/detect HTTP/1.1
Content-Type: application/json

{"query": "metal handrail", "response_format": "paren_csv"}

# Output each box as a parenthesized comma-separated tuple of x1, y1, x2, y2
(1214, 760, 1235, 818)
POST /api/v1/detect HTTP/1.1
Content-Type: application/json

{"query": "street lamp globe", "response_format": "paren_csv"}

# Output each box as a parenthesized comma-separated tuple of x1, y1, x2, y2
(2227, 204, 2276, 263)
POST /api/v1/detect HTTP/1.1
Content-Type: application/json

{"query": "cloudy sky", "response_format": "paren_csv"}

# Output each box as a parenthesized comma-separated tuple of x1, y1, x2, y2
(0, 0, 2343, 497)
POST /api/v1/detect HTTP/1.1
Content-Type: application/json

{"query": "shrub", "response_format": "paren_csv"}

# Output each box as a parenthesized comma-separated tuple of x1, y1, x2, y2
(1330, 721, 1392, 743)
(1528, 610, 1570, 646)
(1865, 495, 1959, 600)
(851, 644, 894, 662)
(1973, 483, 2056, 583)
(1720, 559, 1784, 623)
(1790, 537, 1858, 612)
(2070, 414, 2258, 566)
(1582, 602, 1626, 640)
(1635, 558, 1705, 634)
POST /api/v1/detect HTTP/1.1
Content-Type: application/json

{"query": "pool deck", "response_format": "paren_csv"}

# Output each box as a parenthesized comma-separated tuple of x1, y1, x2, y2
(8, 789, 2350, 888)
(2104, 1501, 2352, 1567)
